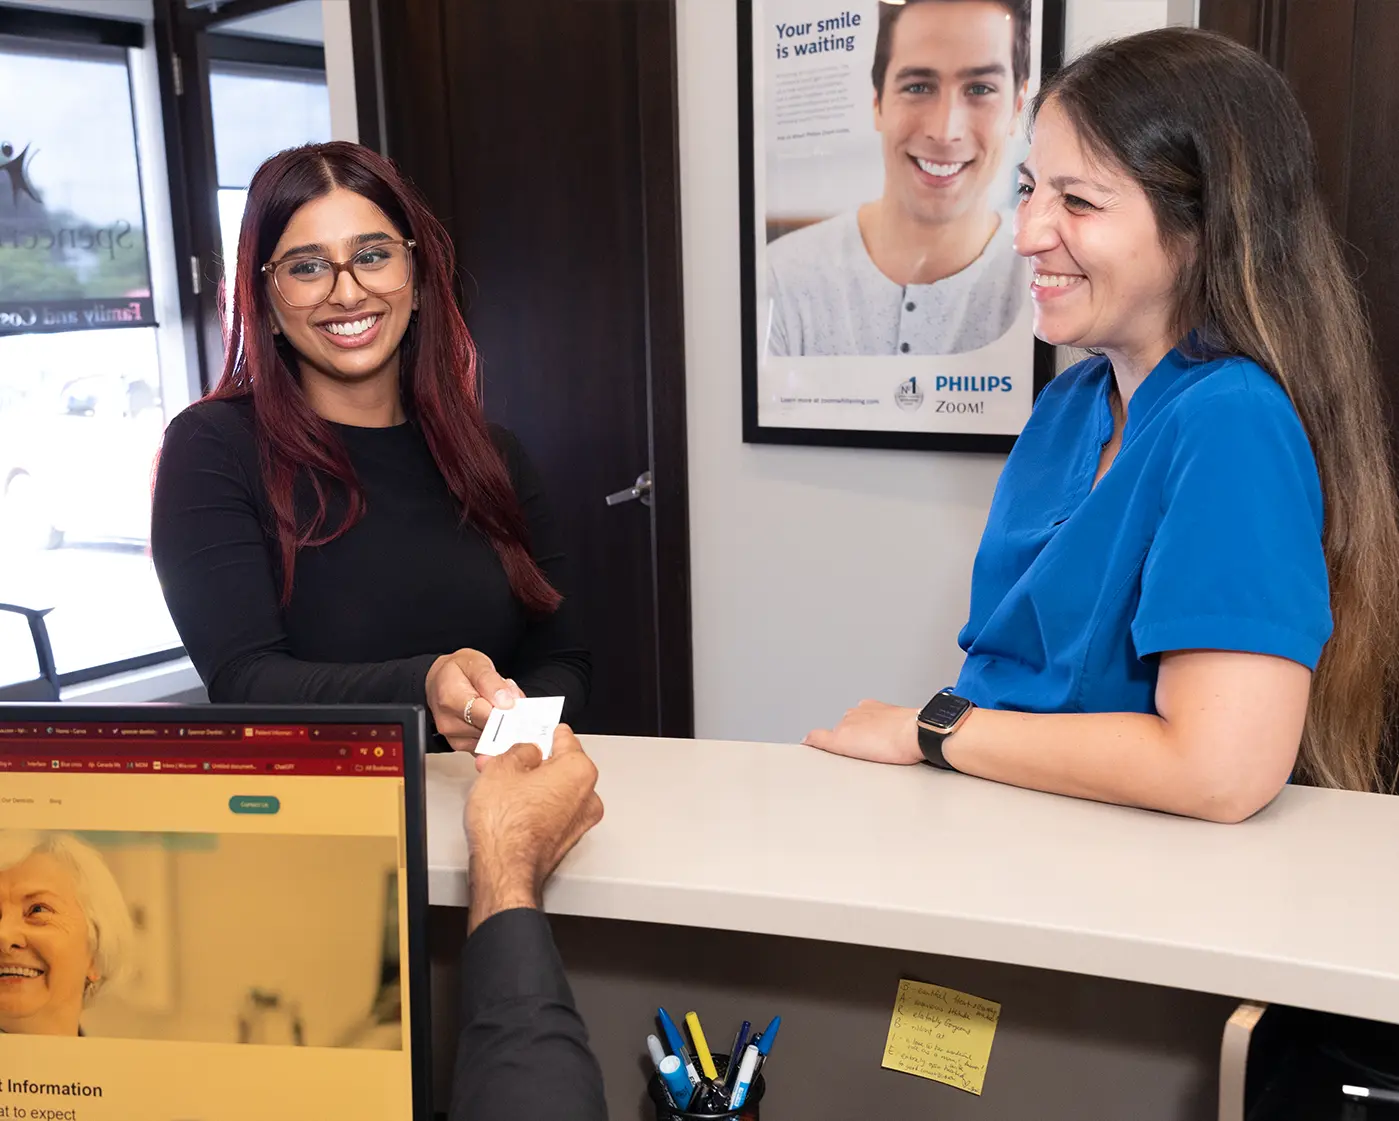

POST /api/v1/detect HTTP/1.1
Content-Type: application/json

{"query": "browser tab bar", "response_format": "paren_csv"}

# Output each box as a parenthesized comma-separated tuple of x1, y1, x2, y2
(0, 721, 405, 776)
(241, 725, 310, 742)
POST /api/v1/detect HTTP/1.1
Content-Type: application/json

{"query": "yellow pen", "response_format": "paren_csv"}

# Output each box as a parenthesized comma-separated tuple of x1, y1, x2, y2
(685, 1011, 720, 1081)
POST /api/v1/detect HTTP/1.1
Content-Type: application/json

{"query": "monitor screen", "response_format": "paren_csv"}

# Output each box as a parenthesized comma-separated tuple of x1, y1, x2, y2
(0, 705, 429, 1121)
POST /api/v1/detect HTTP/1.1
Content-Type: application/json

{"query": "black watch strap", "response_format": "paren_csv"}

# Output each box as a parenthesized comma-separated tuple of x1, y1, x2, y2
(917, 724, 957, 770)
(916, 689, 974, 771)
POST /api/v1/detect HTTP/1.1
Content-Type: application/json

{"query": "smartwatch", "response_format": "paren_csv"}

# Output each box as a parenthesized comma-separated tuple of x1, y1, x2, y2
(916, 689, 975, 770)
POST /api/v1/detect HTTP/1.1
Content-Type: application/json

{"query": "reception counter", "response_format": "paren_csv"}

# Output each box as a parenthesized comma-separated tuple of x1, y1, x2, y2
(423, 736, 1399, 1119)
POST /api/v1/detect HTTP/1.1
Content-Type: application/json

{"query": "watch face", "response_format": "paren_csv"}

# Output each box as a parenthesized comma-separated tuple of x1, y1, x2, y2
(919, 692, 972, 730)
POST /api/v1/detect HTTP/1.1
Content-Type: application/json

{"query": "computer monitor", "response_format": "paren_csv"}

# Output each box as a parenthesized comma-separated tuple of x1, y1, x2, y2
(0, 704, 431, 1121)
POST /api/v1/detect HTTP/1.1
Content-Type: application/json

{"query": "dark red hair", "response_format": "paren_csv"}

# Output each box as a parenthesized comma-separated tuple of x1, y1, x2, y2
(210, 141, 560, 613)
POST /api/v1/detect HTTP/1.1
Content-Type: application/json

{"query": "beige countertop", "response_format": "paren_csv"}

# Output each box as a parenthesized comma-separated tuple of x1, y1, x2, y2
(425, 735, 1399, 1024)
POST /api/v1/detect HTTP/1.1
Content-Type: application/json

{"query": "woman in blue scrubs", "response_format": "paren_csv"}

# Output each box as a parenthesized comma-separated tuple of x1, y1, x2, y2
(805, 28, 1399, 821)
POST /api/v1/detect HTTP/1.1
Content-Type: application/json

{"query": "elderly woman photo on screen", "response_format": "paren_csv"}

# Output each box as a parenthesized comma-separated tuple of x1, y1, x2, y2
(0, 832, 132, 1036)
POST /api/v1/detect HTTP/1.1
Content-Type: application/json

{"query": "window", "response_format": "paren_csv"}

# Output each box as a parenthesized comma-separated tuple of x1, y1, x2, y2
(210, 53, 332, 285)
(0, 31, 186, 687)
(0, 3, 335, 696)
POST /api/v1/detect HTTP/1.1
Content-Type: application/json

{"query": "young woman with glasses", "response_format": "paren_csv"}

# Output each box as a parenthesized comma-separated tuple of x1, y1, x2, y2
(151, 142, 588, 750)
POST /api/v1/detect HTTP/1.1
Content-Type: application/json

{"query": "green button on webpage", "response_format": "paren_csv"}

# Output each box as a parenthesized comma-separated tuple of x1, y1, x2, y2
(229, 795, 281, 814)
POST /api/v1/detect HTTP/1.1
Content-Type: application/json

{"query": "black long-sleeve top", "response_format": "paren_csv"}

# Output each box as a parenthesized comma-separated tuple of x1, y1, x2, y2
(454, 907, 607, 1120)
(150, 397, 589, 724)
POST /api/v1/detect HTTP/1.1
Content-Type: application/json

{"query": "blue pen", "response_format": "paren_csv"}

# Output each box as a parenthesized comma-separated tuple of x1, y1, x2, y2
(756, 1016, 781, 1054)
(753, 1015, 781, 1078)
(657, 1007, 700, 1089)
(724, 1021, 751, 1090)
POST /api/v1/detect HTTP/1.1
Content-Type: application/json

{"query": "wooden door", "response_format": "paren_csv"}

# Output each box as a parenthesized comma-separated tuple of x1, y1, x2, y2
(354, 0, 693, 737)
(1200, 0, 1399, 436)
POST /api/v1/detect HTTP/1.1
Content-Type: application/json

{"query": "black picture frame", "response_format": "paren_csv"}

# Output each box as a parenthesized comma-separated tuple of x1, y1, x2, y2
(738, 0, 1067, 453)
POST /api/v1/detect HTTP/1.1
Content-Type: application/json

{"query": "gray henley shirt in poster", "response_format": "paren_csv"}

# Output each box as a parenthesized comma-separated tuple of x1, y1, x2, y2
(765, 209, 1026, 357)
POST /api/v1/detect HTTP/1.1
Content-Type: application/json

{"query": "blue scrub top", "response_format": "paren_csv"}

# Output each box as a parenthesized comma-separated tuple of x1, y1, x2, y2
(954, 348, 1332, 716)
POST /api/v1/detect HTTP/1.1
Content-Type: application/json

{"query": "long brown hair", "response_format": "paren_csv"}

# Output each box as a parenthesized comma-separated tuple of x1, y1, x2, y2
(210, 142, 560, 615)
(1034, 28, 1399, 791)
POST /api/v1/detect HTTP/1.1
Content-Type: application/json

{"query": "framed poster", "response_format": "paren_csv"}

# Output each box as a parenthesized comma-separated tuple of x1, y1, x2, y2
(740, 0, 1066, 452)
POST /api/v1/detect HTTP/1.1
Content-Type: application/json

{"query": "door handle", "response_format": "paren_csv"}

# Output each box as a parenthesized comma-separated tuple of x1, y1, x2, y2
(605, 470, 652, 508)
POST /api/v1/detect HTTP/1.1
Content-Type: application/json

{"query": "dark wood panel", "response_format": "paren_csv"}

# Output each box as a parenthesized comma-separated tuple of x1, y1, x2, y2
(376, 0, 454, 227)
(1278, 0, 1356, 229)
(1198, 0, 1263, 49)
(1347, 0, 1399, 432)
(635, 0, 694, 737)
(1350, 0, 1399, 789)
(348, 0, 383, 154)
(439, 0, 661, 736)
(1199, 0, 1398, 429)
(359, 0, 692, 737)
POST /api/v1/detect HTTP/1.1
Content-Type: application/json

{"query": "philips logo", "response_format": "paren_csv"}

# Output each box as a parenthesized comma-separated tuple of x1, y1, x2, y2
(935, 376, 1013, 393)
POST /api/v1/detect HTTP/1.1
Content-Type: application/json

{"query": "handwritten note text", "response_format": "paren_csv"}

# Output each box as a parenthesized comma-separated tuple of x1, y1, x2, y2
(880, 979, 1001, 1095)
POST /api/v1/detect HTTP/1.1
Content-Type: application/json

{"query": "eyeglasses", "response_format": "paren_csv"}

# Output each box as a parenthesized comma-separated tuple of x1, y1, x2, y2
(261, 239, 416, 308)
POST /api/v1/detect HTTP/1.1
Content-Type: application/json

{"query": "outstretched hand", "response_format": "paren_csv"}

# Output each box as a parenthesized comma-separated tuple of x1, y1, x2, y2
(464, 725, 604, 933)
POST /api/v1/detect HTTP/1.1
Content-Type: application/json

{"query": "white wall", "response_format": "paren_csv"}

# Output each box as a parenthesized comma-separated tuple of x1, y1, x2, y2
(1065, 0, 1195, 57)
(679, 0, 1187, 744)
(322, 0, 359, 143)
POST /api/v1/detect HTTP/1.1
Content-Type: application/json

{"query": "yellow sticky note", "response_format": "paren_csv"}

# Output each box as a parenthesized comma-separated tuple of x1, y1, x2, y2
(881, 979, 1001, 1095)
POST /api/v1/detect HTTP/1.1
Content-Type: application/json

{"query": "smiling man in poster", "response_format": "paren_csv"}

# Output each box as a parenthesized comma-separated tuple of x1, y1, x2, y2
(766, 0, 1030, 358)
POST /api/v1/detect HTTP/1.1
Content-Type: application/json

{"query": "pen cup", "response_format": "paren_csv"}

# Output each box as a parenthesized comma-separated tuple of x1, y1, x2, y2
(648, 1053, 766, 1120)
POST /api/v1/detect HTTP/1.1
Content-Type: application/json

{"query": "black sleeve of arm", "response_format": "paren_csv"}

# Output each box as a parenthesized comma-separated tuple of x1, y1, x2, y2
(451, 908, 607, 1121)
(151, 407, 438, 704)
(493, 428, 592, 722)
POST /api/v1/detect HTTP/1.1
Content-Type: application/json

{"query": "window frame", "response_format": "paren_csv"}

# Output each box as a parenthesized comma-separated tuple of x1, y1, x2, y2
(0, 0, 334, 698)
(206, 29, 325, 72)
(207, 53, 332, 193)
(0, 3, 191, 690)
(0, 6, 142, 50)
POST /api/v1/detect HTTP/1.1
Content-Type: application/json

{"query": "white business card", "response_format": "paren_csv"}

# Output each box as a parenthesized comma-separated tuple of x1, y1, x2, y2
(476, 696, 565, 758)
